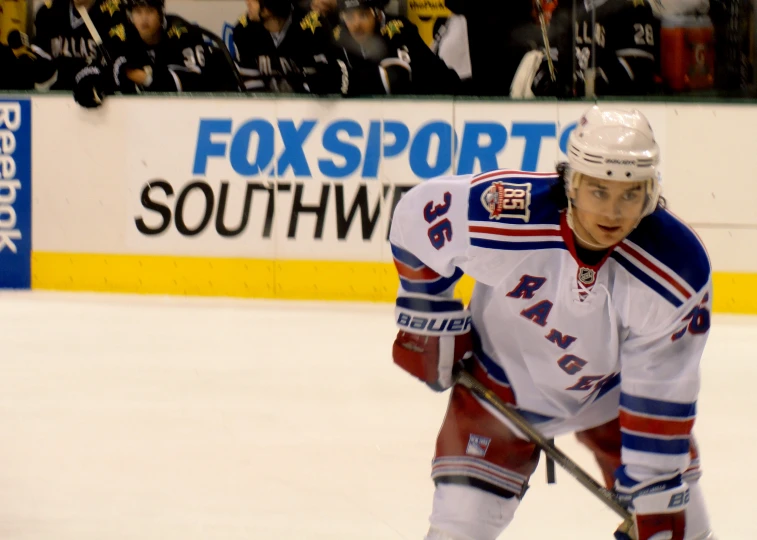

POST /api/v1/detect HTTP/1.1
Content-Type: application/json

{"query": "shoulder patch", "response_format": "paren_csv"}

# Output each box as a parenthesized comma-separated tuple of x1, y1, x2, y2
(381, 19, 404, 39)
(109, 23, 126, 41)
(100, 0, 121, 16)
(300, 10, 322, 33)
(468, 170, 561, 226)
(167, 24, 189, 39)
(480, 181, 532, 222)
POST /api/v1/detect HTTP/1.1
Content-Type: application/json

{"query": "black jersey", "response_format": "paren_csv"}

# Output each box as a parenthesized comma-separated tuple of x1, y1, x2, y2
(332, 15, 460, 96)
(116, 16, 235, 93)
(564, 0, 661, 96)
(0, 44, 34, 90)
(32, 0, 129, 90)
(232, 9, 340, 93)
(528, 0, 660, 97)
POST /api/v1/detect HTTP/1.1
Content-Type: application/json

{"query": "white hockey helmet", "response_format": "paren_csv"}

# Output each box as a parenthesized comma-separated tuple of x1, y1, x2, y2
(566, 105, 661, 217)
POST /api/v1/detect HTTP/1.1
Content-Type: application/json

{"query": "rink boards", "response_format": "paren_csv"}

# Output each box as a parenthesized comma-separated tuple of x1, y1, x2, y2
(1, 94, 756, 313)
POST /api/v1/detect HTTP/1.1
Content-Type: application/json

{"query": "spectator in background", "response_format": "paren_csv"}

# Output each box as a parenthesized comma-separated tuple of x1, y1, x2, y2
(332, 0, 460, 96)
(32, 0, 129, 90)
(74, 0, 240, 107)
(232, 0, 340, 93)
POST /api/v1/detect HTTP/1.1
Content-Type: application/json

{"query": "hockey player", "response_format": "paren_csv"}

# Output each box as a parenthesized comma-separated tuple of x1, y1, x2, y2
(390, 106, 716, 540)
(515, 0, 661, 97)
(31, 0, 130, 90)
(231, 0, 340, 93)
(73, 0, 240, 107)
(332, 0, 460, 95)
(116, 0, 239, 93)
(570, 0, 661, 96)
(309, 0, 340, 35)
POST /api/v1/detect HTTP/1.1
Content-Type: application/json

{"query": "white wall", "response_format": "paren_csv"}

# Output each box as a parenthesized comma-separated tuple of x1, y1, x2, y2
(29, 95, 757, 274)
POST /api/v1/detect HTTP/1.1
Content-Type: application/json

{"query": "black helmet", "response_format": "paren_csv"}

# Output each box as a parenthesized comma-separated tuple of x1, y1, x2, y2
(260, 0, 293, 18)
(337, 0, 385, 12)
(129, 0, 165, 12)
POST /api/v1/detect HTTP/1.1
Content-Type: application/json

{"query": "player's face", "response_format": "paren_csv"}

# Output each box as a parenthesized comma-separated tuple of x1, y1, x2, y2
(311, 0, 337, 15)
(571, 175, 647, 249)
(342, 8, 376, 43)
(246, 0, 261, 21)
(131, 6, 162, 41)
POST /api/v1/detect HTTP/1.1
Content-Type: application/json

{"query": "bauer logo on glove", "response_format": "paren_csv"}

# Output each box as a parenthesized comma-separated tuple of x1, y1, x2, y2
(396, 313, 472, 334)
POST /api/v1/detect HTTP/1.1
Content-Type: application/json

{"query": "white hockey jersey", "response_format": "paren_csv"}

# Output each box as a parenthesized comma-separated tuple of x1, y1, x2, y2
(390, 169, 712, 476)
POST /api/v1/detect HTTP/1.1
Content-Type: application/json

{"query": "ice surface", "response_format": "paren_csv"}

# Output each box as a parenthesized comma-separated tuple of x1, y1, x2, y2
(0, 291, 751, 539)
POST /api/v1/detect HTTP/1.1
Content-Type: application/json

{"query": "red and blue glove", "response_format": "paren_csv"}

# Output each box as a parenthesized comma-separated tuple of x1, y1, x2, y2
(614, 466, 688, 540)
(392, 296, 472, 392)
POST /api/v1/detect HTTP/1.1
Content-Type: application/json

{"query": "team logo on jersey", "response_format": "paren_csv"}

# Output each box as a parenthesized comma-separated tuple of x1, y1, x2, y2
(109, 24, 126, 42)
(300, 11, 322, 34)
(100, 0, 121, 16)
(381, 20, 404, 39)
(481, 181, 531, 221)
(577, 267, 596, 285)
(465, 434, 492, 457)
(167, 24, 188, 39)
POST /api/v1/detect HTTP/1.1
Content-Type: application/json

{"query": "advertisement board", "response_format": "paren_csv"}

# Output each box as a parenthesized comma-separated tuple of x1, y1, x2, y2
(13, 95, 757, 312)
(0, 99, 31, 289)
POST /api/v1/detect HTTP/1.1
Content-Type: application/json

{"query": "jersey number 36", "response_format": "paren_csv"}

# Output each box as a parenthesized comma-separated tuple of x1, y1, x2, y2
(424, 192, 453, 250)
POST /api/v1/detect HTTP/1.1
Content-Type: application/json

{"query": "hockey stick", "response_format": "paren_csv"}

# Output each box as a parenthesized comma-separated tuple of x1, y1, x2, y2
(546, 438, 556, 483)
(532, 0, 556, 82)
(74, 4, 116, 106)
(75, 4, 112, 64)
(453, 366, 635, 536)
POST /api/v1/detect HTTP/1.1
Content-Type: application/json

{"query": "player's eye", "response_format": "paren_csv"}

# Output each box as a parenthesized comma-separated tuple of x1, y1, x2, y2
(592, 190, 607, 200)
(622, 191, 640, 202)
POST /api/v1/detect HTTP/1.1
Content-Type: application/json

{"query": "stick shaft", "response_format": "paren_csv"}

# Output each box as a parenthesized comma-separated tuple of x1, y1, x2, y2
(455, 369, 632, 522)
(533, 0, 556, 82)
(76, 4, 112, 65)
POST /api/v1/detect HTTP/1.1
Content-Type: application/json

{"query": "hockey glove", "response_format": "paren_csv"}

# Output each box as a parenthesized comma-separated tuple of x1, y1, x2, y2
(510, 50, 543, 98)
(379, 57, 412, 95)
(73, 64, 106, 109)
(392, 296, 472, 392)
(614, 466, 688, 540)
